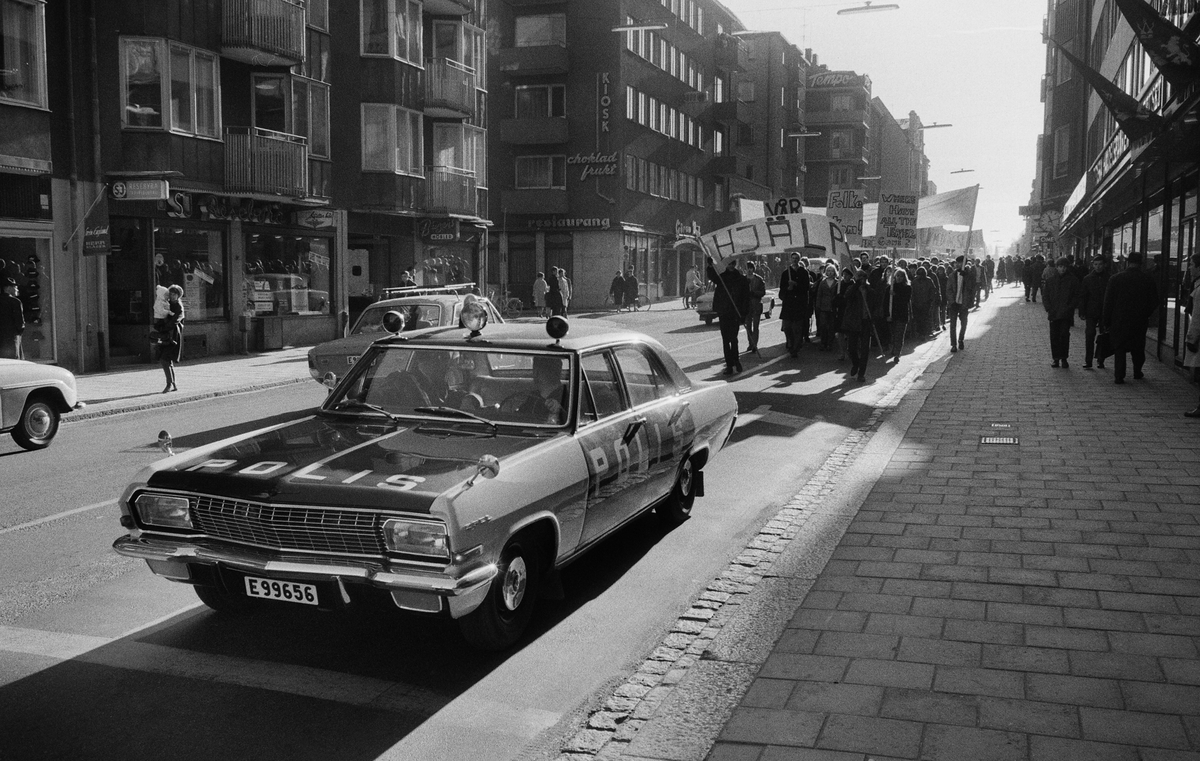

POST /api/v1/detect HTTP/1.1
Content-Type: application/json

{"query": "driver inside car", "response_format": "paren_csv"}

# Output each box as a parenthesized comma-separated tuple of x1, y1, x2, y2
(511, 355, 567, 424)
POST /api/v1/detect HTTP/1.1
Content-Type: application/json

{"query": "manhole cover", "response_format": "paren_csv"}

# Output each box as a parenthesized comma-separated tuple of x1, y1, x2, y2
(980, 436, 1019, 445)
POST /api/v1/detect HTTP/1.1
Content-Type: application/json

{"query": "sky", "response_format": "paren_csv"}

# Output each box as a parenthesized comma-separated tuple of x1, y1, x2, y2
(722, 0, 1049, 254)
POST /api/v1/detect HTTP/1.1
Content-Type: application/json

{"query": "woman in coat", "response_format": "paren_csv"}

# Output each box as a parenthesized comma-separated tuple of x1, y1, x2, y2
(887, 268, 913, 363)
(158, 284, 184, 393)
(910, 266, 937, 339)
(814, 265, 839, 351)
(839, 268, 872, 382)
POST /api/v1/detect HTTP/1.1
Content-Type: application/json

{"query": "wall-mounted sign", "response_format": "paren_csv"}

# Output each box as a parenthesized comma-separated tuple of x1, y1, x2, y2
(295, 209, 335, 229)
(110, 179, 169, 201)
(568, 152, 619, 182)
(675, 219, 701, 236)
(807, 71, 867, 89)
(83, 195, 111, 256)
(196, 194, 285, 224)
(597, 72, 612, 135)
(420, 218, 460, 241)
(525, 217, 611, 231)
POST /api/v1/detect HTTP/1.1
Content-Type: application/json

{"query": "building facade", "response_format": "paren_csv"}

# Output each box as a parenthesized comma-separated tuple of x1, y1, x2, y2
(1051, 0, 1198, 373)
(801, 68, 871, 211)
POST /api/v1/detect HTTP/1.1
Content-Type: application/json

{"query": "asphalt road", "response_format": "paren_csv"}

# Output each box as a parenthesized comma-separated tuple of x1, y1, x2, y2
(0, 305, 896, 761)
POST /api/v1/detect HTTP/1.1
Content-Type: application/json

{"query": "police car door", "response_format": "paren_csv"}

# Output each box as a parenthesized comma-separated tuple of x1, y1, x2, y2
(611, 344, 689, 505)
(575, 348, 652, 547)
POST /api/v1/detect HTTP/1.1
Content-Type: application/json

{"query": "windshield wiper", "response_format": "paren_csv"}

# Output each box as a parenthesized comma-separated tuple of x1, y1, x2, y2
(330, 399, 404, 424)
(413, 406, 498, 434)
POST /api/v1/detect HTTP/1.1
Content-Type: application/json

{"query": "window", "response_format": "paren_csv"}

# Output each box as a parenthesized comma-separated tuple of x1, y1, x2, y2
(432, 122, 483, 178)
(0, 0, 47, 108)
(152, 223, 228, 321)
(307, 0, 329, 30)
(831, 93, 853, 111)
(361, 104, 422, 175)
(245, 232, 332, 316)
(121, 38, 219, 137)
(1053, 125, 1070, 178)
(614, 346, 674, 407)
(515, 155, 566, 189)
(293, 78, 330, 158)
(626, 86, 635, 119)
(515, 84, 565, 118)
(736, 80, 755, 102)
(579, 351, 625, 422)
(625, 154, 636, 190)
(515, 14, 565, 47)
(361, 0, 422, 64)
(713, 75, 725, 103)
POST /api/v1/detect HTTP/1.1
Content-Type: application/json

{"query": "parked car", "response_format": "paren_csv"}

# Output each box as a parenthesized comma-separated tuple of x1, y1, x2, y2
(1, 359, 85, 449)
(114, 316, 738, 650)
(307, 286, 503, 383)
(695, 288, 776, 325)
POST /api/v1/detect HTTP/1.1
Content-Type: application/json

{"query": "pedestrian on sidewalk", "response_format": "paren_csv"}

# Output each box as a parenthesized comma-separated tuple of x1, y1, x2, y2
(840, 267, 872, 382)
(1183, 258, 1200, 417)
(158, 284, 184, 393)
(1026, 254, 1046, 303)
(948, 255, 974, 353)
(1078, 255, 1110, 369)
(1103, 251, 1158, 384)
(1042, 256, 1082, 368)
(706, 256, 749, 375)
(547, 270, 565, 317)
(558, 268, 573, 315)
(778, 251, 811, 358)
(533, 272, 550, 318)
(621, 267, 640, 311)
(887, 267, 912, 363)
(744, 261, 766, 353)
(934, 263, 949, 330)
(0, 277, 24, 359)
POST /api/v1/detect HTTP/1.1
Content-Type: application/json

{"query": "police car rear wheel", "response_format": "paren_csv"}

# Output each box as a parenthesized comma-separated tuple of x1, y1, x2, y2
(459, 537, 542, 651)
(657, 458, 697, 526)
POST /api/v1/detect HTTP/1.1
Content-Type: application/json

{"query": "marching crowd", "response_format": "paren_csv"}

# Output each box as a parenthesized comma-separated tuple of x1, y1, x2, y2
(702, 248, 1200, 417)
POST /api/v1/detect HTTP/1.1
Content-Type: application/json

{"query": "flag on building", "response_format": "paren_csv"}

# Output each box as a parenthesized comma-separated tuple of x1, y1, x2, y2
(917, 185, 979, 229)
(1114, 0, 1200, 90)
(1046, 37, 1164, 141)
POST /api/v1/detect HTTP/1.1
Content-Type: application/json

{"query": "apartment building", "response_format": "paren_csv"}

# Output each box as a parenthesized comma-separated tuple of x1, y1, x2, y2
(801, 67, 871, 210)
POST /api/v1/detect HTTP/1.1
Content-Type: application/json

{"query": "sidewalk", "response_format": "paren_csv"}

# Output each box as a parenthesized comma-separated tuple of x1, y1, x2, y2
(66, 345, 314, 423)
(601, 284, 1200, 761)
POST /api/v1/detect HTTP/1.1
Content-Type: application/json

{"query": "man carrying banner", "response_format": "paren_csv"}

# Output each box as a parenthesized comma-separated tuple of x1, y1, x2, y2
(706, 256, 750, 375)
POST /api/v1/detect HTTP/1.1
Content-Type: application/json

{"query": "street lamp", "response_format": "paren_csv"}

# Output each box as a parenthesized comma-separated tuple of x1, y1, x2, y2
(950, 168, 975, 174)
(837, 1, 900, 14)
(922, 122, 953, 129)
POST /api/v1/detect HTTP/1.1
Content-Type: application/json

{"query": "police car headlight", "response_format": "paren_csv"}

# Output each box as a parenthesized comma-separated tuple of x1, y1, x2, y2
(134, 494, 194, 529)
(382, 519, 450, 560)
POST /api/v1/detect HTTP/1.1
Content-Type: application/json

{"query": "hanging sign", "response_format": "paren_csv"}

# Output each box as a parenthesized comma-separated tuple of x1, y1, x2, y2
(83, 195, 111, 256)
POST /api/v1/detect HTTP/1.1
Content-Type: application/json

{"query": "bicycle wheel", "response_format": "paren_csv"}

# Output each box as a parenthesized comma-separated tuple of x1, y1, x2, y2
(504, 297, 523, 317)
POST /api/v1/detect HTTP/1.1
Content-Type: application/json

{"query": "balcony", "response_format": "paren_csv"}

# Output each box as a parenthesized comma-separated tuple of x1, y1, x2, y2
(714, 36, 748, 71)
(805, 109, 870, 130)
(425, 166, 478, 217)
(225, 127, 307, 197)
(705, 155, 747, 177)
(712, 99, 750, 126)
(495, 45, 569, 77)
(501, 188, 568, 214)
(424, 0, 474, 14)
(498, 117, 569, 144)
(222, 0, 305, 67)
(425, 59, 477, 119)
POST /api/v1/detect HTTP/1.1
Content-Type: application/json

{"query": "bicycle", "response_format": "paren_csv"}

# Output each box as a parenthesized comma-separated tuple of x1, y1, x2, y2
(488, 288, 524, 319)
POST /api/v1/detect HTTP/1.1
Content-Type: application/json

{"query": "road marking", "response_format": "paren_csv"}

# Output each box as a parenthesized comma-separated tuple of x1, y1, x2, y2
(0, 499, 118, 537)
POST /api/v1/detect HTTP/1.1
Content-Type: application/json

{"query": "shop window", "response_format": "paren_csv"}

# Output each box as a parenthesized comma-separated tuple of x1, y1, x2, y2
(153, 224, 227, 322)
(515, 155, 566, 189)
(515, 14, 565, 47)
(515, 85, 565, 118)
(361, 103, 422, 175)
(121, 37, 219, 137)
(245, 233, 332, 316)
(0, 0, 47, 109)
(0, 235, 53, 361)
(361, 0, 422, 64)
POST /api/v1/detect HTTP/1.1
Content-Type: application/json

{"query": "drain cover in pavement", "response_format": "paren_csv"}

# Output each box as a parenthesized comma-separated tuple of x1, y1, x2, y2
(980, 436, 1019, 445)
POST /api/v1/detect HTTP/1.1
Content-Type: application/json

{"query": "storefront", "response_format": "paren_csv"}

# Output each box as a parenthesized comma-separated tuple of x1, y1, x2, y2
(106, 184, 341, 362)
(0, 173, 57, 363)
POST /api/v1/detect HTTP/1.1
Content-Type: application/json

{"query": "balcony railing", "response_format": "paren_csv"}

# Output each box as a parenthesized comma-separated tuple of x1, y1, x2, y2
(225, 127, 308, 197)
(425, 166, 478, 216)
(222, 0, 305, 67)
(424, 59, 477, 118)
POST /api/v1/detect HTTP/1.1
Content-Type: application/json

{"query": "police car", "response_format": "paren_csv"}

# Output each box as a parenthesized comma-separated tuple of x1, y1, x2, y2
(114, 306, 737, 650)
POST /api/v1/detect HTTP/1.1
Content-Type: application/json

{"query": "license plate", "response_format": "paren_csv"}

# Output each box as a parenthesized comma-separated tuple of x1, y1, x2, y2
(243, 576, 319, 605)
(347, 355, 359, 366)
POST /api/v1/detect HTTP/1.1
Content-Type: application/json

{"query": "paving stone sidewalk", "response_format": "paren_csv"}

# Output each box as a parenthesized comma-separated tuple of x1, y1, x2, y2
(700, 285, 1200, 760)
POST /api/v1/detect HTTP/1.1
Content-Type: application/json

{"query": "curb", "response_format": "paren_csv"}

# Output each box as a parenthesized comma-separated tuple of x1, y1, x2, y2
(64, 376, 312, 424)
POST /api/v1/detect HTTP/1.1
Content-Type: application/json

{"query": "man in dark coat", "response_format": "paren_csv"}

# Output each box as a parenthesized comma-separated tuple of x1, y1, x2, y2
(0, 278, 24, 359)
(621, 267, 640, 309)
(706, 257, 750, 375)
(1077, 255, 1110, 369)
(1103, 251, 1159, 384)
(1043, 256, 1082, 368)
(1025, 255, 1046, 303)
(777, 251, 811, 357)
(947, 255, 975, 353)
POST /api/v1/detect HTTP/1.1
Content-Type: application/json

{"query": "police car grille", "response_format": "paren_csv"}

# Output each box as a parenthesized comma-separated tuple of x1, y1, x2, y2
(192, 497, 383, 556)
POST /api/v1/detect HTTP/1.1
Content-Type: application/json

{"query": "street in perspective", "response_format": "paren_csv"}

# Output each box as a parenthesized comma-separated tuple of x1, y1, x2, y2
(2, 1, 1200, 761)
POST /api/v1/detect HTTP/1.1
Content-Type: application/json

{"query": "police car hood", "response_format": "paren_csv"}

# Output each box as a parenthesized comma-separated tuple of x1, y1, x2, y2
(145, 416, 553, 512)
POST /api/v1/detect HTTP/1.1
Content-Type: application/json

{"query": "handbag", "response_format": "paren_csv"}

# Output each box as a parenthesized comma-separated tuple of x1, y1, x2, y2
(1096, 331, 1112, 361)
(148, 329, 163, 346)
